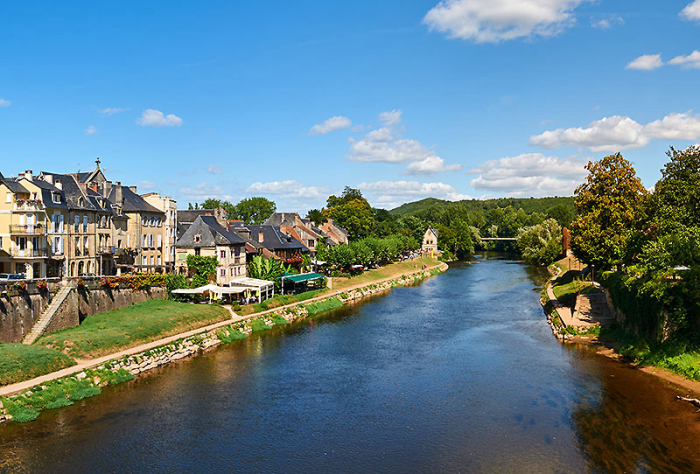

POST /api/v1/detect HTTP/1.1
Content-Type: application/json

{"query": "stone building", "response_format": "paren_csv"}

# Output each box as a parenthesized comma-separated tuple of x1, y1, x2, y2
(422, 227, 439, 256)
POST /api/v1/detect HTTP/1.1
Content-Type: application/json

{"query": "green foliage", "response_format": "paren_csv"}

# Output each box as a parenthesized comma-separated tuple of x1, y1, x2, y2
(546, 203, 575, 228)
(217, 326, 248, 343)
(651, 145, 700, 235)
(165, 273, 188, 300)
(570, 153, 648, 270)
(247, 255, 289, 282)
(250, 319, 272, 332)
(517, 218, 562, 265)
(306, 209, 327, 226)
(186, 255, 218, 287)
(0, 344, 77, 386)
(232, 196, 277, 225)
(270, 315, 289, 325)
(305, 297, 344, 316)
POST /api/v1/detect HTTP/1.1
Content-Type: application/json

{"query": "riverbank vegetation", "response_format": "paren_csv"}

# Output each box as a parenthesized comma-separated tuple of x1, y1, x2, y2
(36, 300, 230, 359)
(0, 344, 76, 386)
(567, 146, 700, 380)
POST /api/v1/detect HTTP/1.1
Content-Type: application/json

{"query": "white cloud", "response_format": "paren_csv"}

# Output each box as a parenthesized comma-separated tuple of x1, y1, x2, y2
(99, 107, 128, 115)
(308, 116, 352, 135)
(423, 0, 589, 43)
(681, 0, 700, 21)
(245, 180, 329, 200)
(626, 54, 663, 71)
(348, 110, 461, 175)
(406, 156, 463, 175)
(179, 183, 230, 200)
(0, 98, 10, 107)
(591, 15, 624, 29)
(358, 180, 471, 206)
(668, 50, 700, 69)
(206, 165, 223, 175)
(531, 112, 700, 152)
(643, 111, 700, 140)
(137, 180, 157, 191)
(468, 153, 588, 197)
(85, 126, 97, 135)
(530, 116, 648, 152)
(136, 109, 183, 127)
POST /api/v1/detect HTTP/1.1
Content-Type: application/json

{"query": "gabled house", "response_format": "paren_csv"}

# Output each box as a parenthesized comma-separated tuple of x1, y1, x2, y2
(176, 215, 247, 285)
(234, 224, 309, 266)
(319, 218, 350, 245)
(264, 212, 322, 253)
(422, 227, 438, 256)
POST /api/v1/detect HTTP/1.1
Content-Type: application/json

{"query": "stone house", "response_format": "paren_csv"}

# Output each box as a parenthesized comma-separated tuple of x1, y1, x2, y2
(422, 227, 439, 256)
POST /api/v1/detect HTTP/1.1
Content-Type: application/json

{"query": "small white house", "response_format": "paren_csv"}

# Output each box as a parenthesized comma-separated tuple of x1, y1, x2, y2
(421, 227, 438, 256)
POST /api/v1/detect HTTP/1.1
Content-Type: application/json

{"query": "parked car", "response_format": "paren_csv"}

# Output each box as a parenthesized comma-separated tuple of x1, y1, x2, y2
(0, 273, 26, 281)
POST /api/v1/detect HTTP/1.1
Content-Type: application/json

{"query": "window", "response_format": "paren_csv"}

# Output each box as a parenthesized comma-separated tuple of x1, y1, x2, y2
(5, 193, 11, 203)
(32, 192, 38, 200)
(157, 256, 161, 265)
(75, 237, 80, 256)
(194, 248, 201, 256)
(142, 216, 147, 226)
(220, 250, 226, 259)
(143, 256, 148, 265)
(101, 216, 106, 228)
(220, 269, 226, 277)
(194, 234, 201, 243)
(157, 234, 162, 247)
(234, 247, 240, 256)
(142, 234, 147, 247)
(83, 236, 89, 253)
(52, 193, 60, 204)
(83, 216, 88, 233)
(150, 256, 154, 266)
(74, 216, 80, 233)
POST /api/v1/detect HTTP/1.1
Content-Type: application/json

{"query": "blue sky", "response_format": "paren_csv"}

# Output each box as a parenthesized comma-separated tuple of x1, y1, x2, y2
(1, 1, 699, 212)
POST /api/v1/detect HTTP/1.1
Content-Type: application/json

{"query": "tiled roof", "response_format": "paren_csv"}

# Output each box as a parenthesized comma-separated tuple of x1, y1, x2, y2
(176, 215, 246, 248)
(245, 225, 308, 252)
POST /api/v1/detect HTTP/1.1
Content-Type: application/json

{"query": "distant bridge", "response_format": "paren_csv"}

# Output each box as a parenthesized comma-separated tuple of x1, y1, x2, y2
(479, 238, 517, 242)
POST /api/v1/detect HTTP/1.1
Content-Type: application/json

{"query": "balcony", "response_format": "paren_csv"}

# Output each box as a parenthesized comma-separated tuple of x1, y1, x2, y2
(10, 223, 44, 235)
(13, 201, 44, 212)
(10, 248, 47, 258)
(98, 246, 116, 254)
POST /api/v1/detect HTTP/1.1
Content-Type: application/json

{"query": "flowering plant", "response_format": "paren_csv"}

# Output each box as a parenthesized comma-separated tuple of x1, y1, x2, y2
(36, 280, 48, 290)
(13, 281, 27, 291)
(76, 279, 85, 287)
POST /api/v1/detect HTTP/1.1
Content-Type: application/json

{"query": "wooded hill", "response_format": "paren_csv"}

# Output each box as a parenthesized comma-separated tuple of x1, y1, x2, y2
(390, 196, 576, 217)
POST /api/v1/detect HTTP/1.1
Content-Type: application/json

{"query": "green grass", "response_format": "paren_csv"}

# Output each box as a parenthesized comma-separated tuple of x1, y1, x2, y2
(238, 289, 326, 315)
(1, 367, 134, 423)
(0, 343, 77, 386)
(552, 271, 598, 307)
(250, 319, 272, 332)
(304, 297, 345, 317)
(269, 315, 288, 326)
(563, 325, 601, 336)
(36, 299, 230, 359)
(216, 326, 249, 343)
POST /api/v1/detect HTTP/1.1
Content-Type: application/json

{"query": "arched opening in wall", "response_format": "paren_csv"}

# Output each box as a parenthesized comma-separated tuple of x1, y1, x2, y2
(86, 261, 92, 274)
(70, 262, 76, 277)
(78, 261, 84, 276)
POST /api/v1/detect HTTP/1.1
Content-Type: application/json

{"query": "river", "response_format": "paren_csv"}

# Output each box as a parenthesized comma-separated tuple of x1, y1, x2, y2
(1, 255, 700, 473)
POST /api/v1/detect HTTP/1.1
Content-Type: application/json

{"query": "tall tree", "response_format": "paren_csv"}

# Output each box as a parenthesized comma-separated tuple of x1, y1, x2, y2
(306, 209, 327, 226)
(570, 154, 648, 269)
(651, 145, 700, 235)
(233, 197, 277, 225)
(323, 186, 375, 240)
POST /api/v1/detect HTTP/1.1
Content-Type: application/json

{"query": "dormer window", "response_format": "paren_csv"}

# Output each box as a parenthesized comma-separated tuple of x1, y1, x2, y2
(194, 234, 201, 243)
(52, 193, 60, 204)
(78, 197, 84, 207)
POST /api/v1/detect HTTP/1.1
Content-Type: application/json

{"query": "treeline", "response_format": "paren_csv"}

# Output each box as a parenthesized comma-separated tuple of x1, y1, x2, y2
(317, 234, 419, 268)
(567, 147, 700, 342)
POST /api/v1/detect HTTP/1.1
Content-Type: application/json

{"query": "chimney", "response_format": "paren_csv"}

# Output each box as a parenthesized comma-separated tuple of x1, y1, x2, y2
(258, 232, 264, 243)
(45, 174, 54, 185)
(129, 186, 137, 193)
(55, 180, 63, 190)
(115, 182, 124, 207)
(24, 170, 33, 181)
(103, 181, 112, 198)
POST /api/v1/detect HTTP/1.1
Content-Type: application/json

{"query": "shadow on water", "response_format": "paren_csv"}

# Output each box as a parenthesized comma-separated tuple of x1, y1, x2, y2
(1, 255, 700, 473)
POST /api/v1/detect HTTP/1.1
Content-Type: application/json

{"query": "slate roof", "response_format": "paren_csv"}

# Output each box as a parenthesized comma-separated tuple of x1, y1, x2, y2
(40, 173, 98, 211)
(0, 178, 30, 194)
(105, 185, 162, 214)
(176, 215, 246, 248)
(30, 178, 69, 210)
(244, 225, 308, 252)
(178, 209, 217, 224)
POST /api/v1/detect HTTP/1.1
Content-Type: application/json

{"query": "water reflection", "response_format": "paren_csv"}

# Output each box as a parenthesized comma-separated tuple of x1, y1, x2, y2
(1, 257, 700, 473)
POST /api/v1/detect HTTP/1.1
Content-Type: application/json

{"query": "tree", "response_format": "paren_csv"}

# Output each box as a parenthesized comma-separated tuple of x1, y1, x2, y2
(306, 209, 327, 226)
(546, 203, 575, 228)
(186, 255, 218, 287)
(451, 219, 474, 258)
(326, 186, 364, 208)
(325, 197, 375, 240)
(570, 154, 648, 270)
(651, 145, 700, 235)
(247, 255, 288, 281)
(233, 197, 277, 225)
(517, 218, 562, 265)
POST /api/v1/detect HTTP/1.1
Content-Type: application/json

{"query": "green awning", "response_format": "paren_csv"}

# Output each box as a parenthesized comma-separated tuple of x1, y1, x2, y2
(281, 272, 325, 283)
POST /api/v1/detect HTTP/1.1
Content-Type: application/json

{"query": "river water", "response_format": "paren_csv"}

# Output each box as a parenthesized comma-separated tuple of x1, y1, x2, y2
(2, 256, 700, 473)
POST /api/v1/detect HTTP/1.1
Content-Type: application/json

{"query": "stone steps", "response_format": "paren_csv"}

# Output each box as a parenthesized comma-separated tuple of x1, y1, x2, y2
(22, 285, 73, 345)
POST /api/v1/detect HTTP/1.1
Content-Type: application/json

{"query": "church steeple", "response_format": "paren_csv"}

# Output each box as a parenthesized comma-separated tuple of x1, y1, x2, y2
(95, 157, 101, 169)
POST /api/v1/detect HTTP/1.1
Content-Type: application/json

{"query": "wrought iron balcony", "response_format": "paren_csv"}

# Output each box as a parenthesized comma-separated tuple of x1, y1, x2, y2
(9, 223, 44, 235)
(10, 248, 47, 258)
(13, 201, 44, 212)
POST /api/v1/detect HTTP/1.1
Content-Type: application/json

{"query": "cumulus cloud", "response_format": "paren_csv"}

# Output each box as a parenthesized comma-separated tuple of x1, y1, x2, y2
(681, 0, 700, 21)
(85, 126, 97, 135)
(468, 153, 588, 197)
(406, 156, 463, 175)
(530, 116, 649, 152)
(591, 15, 624, 29)
(308, 116, 352, 135)
(0, 98, 10, 107)
(137, 180, 157, 191)
(206, 165, 223, 175)
(626, 54, 663, 71)
(643, 111, 700, 140)
(531, 112, 700, 152)
(423, 0, 589, 43)
(136, 109, 183, 127)
(357, 180, 471, 208)
(668, 50, 700, 69)
(348, 110, 461, 175)
(99, 107, 128, 115)
(179, 183, 229, 200)
(245, 180, 329, 200)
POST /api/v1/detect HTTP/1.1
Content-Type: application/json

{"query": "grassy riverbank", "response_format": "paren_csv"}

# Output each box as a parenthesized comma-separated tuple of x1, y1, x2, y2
(0, 344, 76, 387)
(36, 300, 230, 359)
(330, 256, 439, 292)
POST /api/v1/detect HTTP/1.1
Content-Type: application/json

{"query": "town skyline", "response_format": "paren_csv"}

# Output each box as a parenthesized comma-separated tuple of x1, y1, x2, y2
(1, 1, 699, 211)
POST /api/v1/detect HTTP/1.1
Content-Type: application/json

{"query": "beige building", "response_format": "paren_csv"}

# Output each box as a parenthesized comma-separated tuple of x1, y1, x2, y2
(142, 193, 177, 272)
(422, 227, 439, 257)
